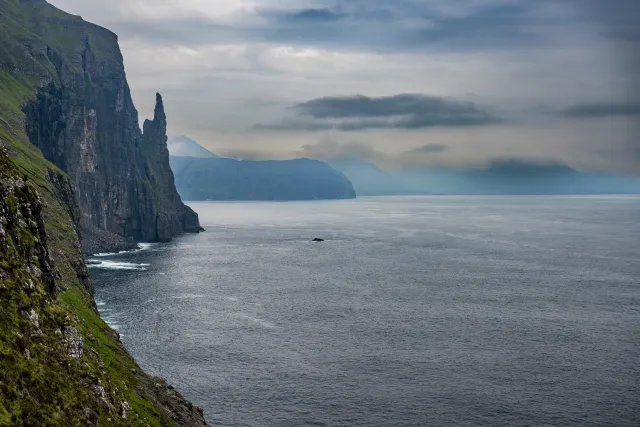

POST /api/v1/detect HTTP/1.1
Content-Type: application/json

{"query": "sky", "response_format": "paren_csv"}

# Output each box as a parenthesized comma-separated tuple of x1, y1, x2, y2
(49, 0, 640, 173)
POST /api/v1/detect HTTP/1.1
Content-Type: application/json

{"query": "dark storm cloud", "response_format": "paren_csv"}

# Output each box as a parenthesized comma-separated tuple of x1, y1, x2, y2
(559, 103, 640, 118)
(408, 143, 448, 154)
(257, 94, 501, 131)
(105, 1, 546, 52)
(259, 1, 538, 51)
(294, 94, 485, 119)
(407, 2, 537, 49)
(280, 8, 347, 23)
(571, 0, 640, 28)
(47, 0, 640, 174)
(603, 28, 640, 42)
(97, 0, 640, 59)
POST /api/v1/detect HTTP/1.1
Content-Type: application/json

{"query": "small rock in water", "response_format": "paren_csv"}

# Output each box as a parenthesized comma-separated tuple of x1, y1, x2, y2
(312, 238, 325, 242)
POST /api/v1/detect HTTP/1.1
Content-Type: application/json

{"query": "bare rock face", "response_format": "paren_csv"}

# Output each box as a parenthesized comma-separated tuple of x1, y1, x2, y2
(140, 93, 204, 242)
(0, 161, 57, 296)
(22, 19, 202, 254)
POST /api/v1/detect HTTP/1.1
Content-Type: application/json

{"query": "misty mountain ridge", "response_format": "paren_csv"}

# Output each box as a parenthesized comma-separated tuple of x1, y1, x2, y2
(328, 158, 640, 195)
(165, 137, 638, 195)
(168, 135, 219, 158)
(169, 136, 356, 200)
(168, 136, 355, 200)
(170, 156, 356, 201)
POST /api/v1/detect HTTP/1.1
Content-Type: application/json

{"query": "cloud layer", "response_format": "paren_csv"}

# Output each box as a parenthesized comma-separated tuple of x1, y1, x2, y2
(49, 0, 640, 174)
(559, 103, 640, 118)
(257, 94, 501, 131)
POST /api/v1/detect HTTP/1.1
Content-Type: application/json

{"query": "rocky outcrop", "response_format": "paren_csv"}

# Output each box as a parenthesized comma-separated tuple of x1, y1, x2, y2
(0, 152, 57, 297)
(18, 3, 201, 254)
(140, 94, 204, 242)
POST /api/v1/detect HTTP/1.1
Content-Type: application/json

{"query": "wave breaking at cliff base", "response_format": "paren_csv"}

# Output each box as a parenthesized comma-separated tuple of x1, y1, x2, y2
(87, 260, 150, 271)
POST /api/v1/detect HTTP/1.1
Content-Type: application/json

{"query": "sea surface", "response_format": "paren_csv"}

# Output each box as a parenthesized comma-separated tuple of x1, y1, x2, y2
(88, 196, 640, 426)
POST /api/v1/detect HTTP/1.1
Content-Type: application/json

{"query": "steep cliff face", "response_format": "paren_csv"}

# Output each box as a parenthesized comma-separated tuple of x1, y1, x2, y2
(0, 0, 208, 425)
(9, 0, 201, 254)
(140, 94, 203, 242)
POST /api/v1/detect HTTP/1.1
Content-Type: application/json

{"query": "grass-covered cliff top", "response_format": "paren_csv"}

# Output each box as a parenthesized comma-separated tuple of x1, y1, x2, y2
(1, 0, 120, 67)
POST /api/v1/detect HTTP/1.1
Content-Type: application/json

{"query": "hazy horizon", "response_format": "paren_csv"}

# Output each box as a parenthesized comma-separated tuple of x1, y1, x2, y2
(3, 2, 639, 426)
(49, 0, 640, 175)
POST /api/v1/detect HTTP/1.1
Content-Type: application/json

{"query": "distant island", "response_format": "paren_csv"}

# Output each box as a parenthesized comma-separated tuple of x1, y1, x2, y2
(167, 137, 640, 198)
(168, 139, 356, 200)
(329, 158, 640, 196)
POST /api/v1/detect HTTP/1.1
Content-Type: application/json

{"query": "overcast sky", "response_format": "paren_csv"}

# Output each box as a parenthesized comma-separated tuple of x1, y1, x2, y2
(49, 0, 639, 173)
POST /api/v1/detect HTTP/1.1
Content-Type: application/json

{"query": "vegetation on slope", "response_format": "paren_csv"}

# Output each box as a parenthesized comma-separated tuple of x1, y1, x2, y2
(0, 84, 179, 427)
(0, 0, 207, 425)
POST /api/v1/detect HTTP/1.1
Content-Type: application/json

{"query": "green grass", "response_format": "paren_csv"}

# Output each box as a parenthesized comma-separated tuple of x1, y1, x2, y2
(61, 288, 175, 426)
(0, 154, 94, 425)
(0, 106, 177, 427)
(0, 2, 181, 422)
(0, 0, 116, 64)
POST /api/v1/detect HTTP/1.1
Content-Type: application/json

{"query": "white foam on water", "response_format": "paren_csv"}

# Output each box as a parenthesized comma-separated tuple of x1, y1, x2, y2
(100, 313, 121, 330)
(92, 252, 119, 257)
(87, 260, 149, 271)
(92, 242, 158, 257)
(93, 297, 123, 333)
(226, 297, 239, 302)
(137, 243, 158, 250)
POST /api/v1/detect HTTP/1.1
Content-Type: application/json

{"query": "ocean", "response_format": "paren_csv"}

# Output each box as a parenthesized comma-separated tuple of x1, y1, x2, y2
(88, 196, 640, 426)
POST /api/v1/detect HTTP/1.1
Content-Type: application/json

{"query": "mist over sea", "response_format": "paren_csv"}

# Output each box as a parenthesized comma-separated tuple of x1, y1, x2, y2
(89, 196, 640, 426)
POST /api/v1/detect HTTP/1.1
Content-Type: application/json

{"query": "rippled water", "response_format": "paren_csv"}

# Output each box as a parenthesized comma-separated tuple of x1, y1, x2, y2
(89, 196, 640, 426)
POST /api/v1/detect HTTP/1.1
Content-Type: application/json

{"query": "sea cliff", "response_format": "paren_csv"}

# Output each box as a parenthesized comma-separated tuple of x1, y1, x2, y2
(0, 0, 207, 424)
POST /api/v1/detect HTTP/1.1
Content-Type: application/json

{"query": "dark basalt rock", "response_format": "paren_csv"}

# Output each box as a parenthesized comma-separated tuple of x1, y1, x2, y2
(312, 238, 325, 242)
(23, 36, 202, 254)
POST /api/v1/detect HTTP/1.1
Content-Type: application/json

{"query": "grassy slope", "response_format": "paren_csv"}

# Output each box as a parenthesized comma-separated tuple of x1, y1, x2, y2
(1, 153, 172, 426)
(0, 1, 179, 425)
